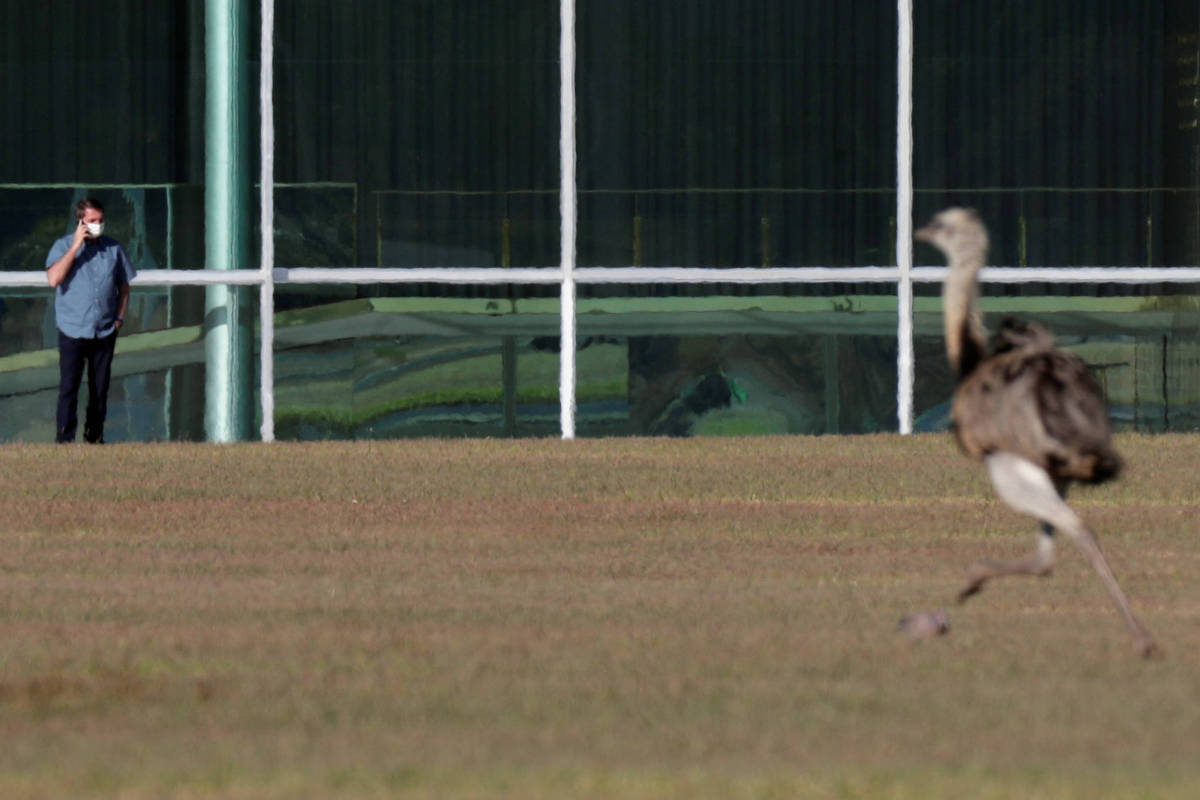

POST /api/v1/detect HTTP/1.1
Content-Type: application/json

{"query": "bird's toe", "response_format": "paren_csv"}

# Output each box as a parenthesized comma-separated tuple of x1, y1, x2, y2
(1136, 637, 1162, 660)
(956, 579, 984, 604)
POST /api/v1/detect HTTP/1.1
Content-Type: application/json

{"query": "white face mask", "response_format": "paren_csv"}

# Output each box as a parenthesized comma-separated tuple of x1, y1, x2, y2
(85, 221, 104, 237)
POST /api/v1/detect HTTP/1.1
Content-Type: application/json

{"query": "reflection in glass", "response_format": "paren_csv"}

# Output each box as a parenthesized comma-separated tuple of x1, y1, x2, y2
(0, 287, 226, 442)
(271, 296, 561, 439)
(574, 286, 900, 437)
(912, 295, 1200, 433)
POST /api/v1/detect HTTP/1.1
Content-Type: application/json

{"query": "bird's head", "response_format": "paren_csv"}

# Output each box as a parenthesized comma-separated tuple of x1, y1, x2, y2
(915, 207, 989, 270)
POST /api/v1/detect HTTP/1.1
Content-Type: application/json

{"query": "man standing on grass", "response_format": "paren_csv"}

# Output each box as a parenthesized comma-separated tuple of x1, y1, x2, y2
(45, 197, 136, 444)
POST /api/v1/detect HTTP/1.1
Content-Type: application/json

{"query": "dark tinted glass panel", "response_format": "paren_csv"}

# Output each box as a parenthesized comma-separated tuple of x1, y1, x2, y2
(578, 2, 897, 268)
(275, 0, 557, 269)
(914, 1, 1199, 267)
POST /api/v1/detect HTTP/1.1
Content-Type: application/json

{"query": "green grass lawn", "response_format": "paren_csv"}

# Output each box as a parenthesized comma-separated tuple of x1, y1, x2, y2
(0, 434, 1197, 798)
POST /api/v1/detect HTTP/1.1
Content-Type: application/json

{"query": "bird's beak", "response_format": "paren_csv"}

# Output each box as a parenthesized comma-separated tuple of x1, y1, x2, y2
(914, 224, 934, 243)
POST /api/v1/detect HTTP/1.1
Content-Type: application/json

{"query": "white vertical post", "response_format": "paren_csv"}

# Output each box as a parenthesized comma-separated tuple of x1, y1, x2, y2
(259, 0, 276, 442)
(896, 0, 915, 434)
(559, 0, 578, 439)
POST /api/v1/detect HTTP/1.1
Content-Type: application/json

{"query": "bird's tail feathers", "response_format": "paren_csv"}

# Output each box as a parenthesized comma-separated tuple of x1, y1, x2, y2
(1056, 447, 1123, 484)
(1087, 448, 1123, 484)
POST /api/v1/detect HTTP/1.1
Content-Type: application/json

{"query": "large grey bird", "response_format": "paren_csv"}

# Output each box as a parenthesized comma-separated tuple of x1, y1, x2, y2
(915, 207, 1157, 658)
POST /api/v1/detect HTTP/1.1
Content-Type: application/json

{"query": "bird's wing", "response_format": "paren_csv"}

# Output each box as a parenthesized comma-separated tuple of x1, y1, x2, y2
(1032, 351, 1122, 481)
(952, 349, 1121, 482)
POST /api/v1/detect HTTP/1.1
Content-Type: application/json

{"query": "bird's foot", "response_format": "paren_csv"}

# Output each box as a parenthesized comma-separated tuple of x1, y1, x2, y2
(956, 559, 1052, 604)
(956, 564, 989, 603)
(956, 582, 982, 603)
(1135, 634, 1161, 660)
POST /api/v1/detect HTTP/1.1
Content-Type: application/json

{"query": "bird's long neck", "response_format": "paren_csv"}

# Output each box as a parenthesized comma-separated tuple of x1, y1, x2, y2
(943, 250, 988, 379)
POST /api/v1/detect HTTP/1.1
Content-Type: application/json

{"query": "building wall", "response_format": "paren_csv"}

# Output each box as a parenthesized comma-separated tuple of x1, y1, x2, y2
(0, 1, 1197, 441)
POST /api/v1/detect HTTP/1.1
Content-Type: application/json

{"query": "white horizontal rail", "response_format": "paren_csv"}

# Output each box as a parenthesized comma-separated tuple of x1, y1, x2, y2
(6, 265, 1200, 289)
(0, 269, 263, 287)
(926, 267, 1200, 284)
(277, 267, 564, 284)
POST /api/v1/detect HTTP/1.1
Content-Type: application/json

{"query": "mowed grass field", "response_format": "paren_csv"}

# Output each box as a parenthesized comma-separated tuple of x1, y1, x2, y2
(1, 434, 1198, 798)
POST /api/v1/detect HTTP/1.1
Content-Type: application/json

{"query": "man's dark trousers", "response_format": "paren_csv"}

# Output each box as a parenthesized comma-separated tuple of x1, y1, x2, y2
(56, 330, 117, 444)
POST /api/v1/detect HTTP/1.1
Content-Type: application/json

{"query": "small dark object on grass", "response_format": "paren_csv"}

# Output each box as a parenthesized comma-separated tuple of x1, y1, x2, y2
(898, 610, 950, 640)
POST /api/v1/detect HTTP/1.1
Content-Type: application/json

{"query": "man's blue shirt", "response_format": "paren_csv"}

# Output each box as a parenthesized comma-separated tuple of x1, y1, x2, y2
(45, 234, 136, 339)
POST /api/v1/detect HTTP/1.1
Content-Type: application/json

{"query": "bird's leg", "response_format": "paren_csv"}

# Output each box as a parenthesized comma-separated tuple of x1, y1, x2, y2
(1061, 521, 1159, 658)
(958, 522, 1055, 602)
(976, 453, 1158, 658)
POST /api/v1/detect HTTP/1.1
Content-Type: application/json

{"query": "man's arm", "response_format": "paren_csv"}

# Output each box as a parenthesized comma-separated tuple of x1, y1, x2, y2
(47, 221, 88, 288)
(115, 282, 130, 329)
(114, 243, 135, 330)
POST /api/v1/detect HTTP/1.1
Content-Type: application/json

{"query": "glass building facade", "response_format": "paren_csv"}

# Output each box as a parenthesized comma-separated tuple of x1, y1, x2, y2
(2, 1, 1199, 442)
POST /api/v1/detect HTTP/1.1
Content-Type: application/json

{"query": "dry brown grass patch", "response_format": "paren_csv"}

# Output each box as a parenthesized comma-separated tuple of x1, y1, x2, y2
(0, 434, 1196, 798)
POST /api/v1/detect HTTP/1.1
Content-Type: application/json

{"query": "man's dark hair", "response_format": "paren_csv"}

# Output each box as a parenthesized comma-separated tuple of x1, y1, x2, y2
(75, 196, 104, 220)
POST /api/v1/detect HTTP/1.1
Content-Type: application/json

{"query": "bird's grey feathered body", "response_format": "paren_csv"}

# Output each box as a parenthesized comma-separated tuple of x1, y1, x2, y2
(915, 207, 1156, 657)
(952, 322, 1122, 484)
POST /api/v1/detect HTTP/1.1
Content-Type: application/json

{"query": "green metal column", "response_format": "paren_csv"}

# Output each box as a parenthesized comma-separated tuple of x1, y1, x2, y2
(204, 0, 254, 442)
